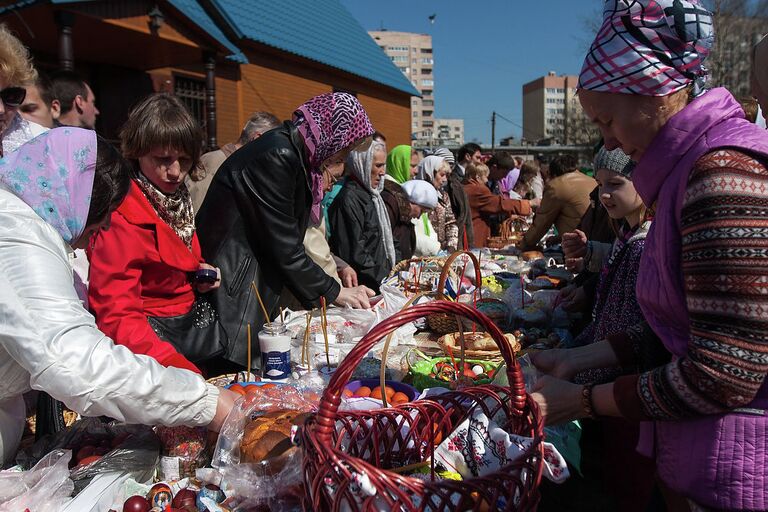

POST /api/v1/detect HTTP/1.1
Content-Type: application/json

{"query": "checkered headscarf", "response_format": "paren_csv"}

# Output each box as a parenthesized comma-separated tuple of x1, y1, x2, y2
(579, 0, 714, 96)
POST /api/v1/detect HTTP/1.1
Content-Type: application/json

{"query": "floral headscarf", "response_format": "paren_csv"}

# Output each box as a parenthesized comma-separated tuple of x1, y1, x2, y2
(293, 92, 374, 224)
(578, 0, 714, 96)
(386, 145, 412, 184)
(0, 127, 96, 244)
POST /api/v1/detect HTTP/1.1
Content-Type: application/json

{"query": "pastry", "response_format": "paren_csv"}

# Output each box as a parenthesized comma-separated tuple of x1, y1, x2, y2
(240, 410, 301, 472)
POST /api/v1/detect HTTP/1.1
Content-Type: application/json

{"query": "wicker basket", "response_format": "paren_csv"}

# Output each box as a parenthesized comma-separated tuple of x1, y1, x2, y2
(427, 251, 481, 334)
(301, 301, 544, 511)
(388, 256, 454, 294)
(486, 217, 525, 250)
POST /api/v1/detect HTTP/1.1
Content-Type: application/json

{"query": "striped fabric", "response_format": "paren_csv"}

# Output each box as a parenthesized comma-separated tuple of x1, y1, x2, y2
(578, 0, 714, 96)
(634, 150, 768, 419)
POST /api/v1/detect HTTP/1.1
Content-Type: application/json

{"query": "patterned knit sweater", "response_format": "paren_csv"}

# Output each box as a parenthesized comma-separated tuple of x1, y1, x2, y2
(611, 150, 768, 420)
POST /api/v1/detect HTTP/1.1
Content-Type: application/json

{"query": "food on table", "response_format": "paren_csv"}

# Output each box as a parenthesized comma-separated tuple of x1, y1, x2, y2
(391, 392, 410, 404)
(171, 488, 197, 509)
(354, 386, 371, 397)
(147, 483, 173, 508)
(122, 495, 151, 512)
(240, 410, 301, 472)
(521, 250, 544, 261)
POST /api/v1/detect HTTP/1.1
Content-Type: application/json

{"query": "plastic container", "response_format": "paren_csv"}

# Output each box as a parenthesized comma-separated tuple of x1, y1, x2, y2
(258, 322, 291, 382)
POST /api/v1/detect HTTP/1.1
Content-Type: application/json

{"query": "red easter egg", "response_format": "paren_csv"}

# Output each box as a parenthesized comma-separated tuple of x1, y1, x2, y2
(122, 495, 150, 512)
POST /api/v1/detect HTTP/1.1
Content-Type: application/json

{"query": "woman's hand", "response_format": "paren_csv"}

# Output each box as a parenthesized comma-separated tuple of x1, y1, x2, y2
(530, 375, 585, 425)
(338, 266, 358, 288)
(208, 387, 239, 433)
(195, 263, 221, 293)
(531, 349, 580, 380)
(529, 197, 541, 209)
(335, 285, 375, 309)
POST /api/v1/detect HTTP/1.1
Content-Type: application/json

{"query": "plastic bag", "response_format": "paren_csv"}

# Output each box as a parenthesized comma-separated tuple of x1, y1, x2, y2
(17, 418, 159, 493)
(211, 383, 320, 509)
(0, 449, 74, 511)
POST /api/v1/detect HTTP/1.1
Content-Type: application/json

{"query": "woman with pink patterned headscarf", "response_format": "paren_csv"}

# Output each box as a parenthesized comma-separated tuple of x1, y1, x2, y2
(530, 1, 768, 509)
(0, 128, 238, 463)
(195, 92, 375, 371)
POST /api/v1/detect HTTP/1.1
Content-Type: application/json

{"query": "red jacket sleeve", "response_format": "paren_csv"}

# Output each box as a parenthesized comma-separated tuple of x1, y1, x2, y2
(88, 212, 198, 372)
(472, 185, 531, 216)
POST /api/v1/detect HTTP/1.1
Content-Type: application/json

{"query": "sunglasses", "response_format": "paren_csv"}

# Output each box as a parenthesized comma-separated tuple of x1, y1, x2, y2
(0, 86, 26, 107)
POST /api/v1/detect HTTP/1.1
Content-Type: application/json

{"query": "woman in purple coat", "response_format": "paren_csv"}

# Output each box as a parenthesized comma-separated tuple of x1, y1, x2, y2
(531, 1, 768, 510)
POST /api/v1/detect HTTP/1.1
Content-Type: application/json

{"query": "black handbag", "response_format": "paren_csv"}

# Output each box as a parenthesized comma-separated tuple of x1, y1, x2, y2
(147, 294, 227, 363)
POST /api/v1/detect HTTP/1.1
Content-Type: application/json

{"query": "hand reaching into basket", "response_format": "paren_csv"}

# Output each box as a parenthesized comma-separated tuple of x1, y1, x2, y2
(335, 285, 375, 309)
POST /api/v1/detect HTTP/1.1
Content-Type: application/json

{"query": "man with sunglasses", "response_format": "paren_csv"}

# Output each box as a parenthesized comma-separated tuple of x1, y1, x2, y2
(50, 70, 99, 130)
(0, 84, 48, 155)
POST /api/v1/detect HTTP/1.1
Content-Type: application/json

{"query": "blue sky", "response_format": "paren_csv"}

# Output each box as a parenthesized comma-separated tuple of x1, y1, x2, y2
(340, 0, 597, 145)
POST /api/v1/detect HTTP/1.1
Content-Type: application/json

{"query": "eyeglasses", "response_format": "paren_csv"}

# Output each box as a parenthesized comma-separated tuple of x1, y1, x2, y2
(0, 86, 26, 107)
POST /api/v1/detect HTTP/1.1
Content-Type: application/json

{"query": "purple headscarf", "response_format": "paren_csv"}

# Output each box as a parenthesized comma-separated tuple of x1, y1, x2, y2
(578, 0, 714, 96)
(499, 168, 520, 195)
(0, 127, 96, 244)
(292, 92, 374, 224)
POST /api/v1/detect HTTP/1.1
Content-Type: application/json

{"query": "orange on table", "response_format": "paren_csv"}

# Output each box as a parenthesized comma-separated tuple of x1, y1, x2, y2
(391, 392, 409, 404)
(354, 386, 371, 398)
(342, 389, 354, 398)
(230, 385, 247, 396)
(244, 384, 261, 395)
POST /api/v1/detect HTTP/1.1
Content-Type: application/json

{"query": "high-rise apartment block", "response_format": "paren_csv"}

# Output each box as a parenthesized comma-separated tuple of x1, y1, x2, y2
(522, 72, 578, 144)
(434, 118, 464, 147)
(369, 30, 436, 145)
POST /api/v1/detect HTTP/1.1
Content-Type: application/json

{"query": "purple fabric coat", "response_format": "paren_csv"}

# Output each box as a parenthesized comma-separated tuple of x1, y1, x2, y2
(633, 88, 768, 509)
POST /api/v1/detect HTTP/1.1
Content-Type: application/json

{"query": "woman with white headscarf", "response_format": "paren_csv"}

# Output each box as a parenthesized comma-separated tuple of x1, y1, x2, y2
(328, 141, 395, 292)
(417, 155, 458, 252)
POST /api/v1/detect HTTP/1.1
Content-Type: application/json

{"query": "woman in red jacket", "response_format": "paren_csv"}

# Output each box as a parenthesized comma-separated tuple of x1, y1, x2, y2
(463, 163, 533, 247)
(88, 94, 221, 374)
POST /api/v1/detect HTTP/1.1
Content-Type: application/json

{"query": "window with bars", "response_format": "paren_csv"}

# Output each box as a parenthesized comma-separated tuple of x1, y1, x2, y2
(174, 75, 205, 127)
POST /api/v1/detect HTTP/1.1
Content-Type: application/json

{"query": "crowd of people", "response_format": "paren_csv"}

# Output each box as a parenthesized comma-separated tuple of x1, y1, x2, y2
(0, 0, 767, 509)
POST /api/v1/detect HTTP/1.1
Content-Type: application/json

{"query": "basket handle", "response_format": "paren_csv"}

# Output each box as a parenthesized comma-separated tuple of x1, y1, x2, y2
(379, 292, 428, 407)
(436, 250, 481, 300)
(314, 302, 527, 445)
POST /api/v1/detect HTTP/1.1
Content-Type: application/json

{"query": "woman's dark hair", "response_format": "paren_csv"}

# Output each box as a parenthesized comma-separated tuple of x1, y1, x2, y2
(119, 93, 204, 180)
(548, 155, 579, 178)
(86, 136, 132, 227)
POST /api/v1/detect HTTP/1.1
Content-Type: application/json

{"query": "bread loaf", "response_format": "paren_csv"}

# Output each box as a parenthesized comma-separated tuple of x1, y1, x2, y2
(240, 410, 301, 471)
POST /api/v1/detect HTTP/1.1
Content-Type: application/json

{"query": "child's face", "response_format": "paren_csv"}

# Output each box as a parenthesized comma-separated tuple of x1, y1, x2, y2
(596, 168, 643, 220)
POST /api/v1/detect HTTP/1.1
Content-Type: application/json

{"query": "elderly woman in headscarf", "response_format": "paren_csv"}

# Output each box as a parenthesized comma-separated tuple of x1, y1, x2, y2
(328, 141, 395, 293)
(381, 145, 417, 261)
(0, 128, 237, 462)
(417, 155, 458, 252)
(531, 2, 768, 510)
(196, 92, 375, 370)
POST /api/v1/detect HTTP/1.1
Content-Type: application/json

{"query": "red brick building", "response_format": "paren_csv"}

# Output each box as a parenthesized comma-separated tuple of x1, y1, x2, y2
(0, 0, 418, 147)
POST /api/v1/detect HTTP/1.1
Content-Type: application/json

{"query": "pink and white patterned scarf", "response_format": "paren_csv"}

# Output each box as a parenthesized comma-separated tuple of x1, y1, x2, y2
(579, 0, 714, 96)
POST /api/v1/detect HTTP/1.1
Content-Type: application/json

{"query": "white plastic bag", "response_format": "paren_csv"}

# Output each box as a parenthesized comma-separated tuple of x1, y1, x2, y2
(0, 449, 74, 511)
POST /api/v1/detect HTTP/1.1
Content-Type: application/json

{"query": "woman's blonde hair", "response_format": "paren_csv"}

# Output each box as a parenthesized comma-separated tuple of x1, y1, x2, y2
(120, 93, 204, 181)
(0, 24, 36, 86)
(466, 162, 490, 181)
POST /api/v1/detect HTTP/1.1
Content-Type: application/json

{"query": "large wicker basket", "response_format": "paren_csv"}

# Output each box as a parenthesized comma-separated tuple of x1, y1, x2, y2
(301, 302, 544, 511)
(427, 251, 481, 334)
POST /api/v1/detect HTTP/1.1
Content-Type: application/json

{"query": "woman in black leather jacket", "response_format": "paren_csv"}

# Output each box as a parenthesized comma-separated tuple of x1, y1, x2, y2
(195, 92, 374, 368)
(328, 141, 396, 293)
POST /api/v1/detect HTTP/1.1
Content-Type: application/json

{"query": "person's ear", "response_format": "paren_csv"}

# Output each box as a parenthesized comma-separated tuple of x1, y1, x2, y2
(50, 99, 61, 119)
(74, 95, 85, 114)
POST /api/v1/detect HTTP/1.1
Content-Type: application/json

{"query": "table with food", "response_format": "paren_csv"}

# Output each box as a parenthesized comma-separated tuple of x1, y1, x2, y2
(2, 242, 581, 512)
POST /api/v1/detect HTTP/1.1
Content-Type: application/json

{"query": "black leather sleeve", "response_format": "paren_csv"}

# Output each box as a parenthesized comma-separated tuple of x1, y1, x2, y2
(232, 147, 341, 307)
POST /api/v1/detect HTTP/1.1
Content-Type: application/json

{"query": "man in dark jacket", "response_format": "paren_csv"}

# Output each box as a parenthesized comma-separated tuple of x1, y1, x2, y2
(448, 143, 482, 249)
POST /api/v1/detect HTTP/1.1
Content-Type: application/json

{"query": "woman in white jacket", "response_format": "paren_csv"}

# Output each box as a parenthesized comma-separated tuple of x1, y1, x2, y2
(0, 127, 236, 463)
